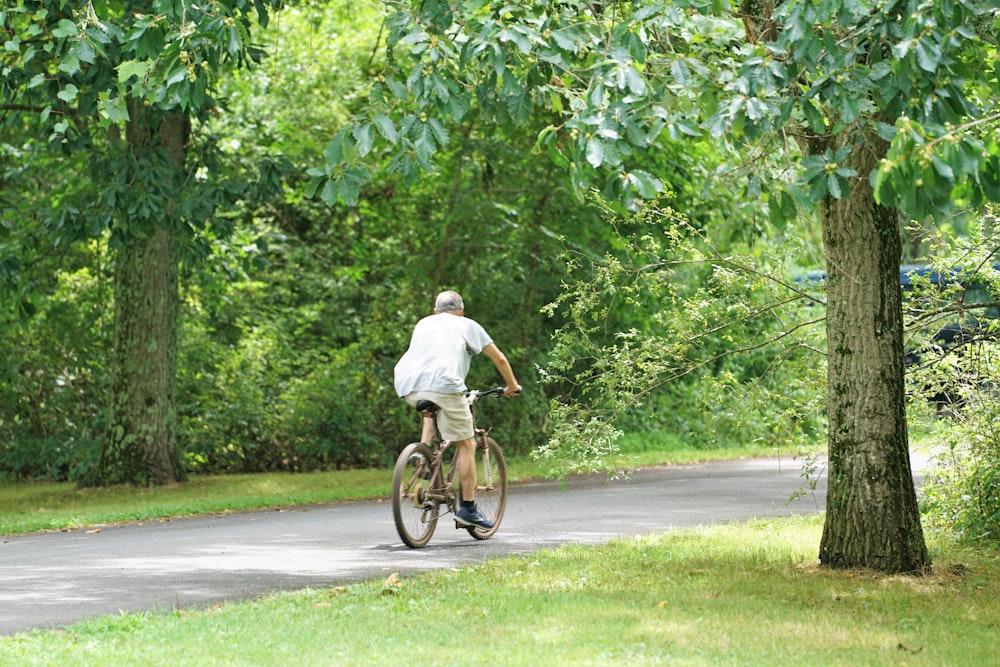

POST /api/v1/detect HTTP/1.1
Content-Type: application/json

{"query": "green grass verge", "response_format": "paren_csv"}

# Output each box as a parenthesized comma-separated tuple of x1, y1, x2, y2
(0, 440, 811, 536)
(2, 516, 997, 665)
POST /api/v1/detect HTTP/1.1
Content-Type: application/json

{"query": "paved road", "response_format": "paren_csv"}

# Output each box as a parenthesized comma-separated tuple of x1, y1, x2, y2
(1, 456, 831, 636)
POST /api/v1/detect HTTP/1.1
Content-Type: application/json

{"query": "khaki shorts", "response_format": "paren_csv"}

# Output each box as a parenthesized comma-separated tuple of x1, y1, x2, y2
(404, 391, 475, 441)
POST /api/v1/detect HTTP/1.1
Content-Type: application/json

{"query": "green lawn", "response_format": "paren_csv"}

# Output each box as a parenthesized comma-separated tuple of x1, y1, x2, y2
(0, 440, 802, 535)
(2, 516, 997, 666)
(6, 440, 985, 666)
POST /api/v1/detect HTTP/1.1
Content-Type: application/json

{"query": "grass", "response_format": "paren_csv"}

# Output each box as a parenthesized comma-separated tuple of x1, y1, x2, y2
(0, 440, 807, 536)
(2, 516, 997, 665)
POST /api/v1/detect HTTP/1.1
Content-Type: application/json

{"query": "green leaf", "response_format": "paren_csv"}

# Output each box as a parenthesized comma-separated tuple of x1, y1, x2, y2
(412, 122, 437, 166)
(498, 27, 531, 54)
(373, 114, 398, 143)
(74, 38, 95, 64)
(828, 174, 846, 199)
(625, 170, 661, 198)
(323, 129, 352, 165)
(56, 84, 78, 103)
(321, 178, 337, 206)
(385, 77, 409, 100)
(338, 177, 360, 206)
(914, 41, 941, 73)
(802, 100, 826, 133)
(586, 136, 605, 168)
(57, 54, 80, 75)
(162, 66, 186, 89)
(980, 156, 1000, 202)
(99, 96, 130, 124)
(353, 123, 374, 157)
(428, 118, 448, 147)
(51, 19, 78, 39)
(398, 31, 430, 46)
(874, 122, 896, 142)
(670, 59, 690, 86)
(930, 153, 953, 181)
(507, 88, 533, 123)
(623, 66, 646, 96)
(117, 60, 151, 84)
(551, 27, 580, 53)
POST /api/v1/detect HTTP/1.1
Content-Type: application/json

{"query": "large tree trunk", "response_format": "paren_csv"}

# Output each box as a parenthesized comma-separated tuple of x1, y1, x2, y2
(97, 108, 188, 486)
(817, 130, 929, 573)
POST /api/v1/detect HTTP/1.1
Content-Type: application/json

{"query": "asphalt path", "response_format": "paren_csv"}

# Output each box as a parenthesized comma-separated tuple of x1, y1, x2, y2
(0, 455, 837, 636)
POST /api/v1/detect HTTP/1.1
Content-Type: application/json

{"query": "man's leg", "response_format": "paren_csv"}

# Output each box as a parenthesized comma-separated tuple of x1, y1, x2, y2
(420, 413, 435, 444)
(455, 438, 476, 501)
(455, 437, 493, 529)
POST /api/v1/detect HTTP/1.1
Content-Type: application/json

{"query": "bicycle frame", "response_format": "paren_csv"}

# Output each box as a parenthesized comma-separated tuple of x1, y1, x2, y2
(420, 415, 492, 515)
(391, 387, 510, 547)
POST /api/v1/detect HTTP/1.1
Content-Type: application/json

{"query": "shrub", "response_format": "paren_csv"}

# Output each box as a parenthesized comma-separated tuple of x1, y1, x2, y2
(918, 342, 1000, 542)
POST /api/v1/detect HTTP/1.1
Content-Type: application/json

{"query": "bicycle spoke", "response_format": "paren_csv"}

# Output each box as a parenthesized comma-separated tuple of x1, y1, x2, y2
(392, 443, 439, 548)
(467, 437, 507, 540)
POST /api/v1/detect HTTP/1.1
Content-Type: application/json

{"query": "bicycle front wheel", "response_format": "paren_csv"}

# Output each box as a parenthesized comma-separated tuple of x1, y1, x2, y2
(392, 442, 439, 548)
(467, 436, 507, 540)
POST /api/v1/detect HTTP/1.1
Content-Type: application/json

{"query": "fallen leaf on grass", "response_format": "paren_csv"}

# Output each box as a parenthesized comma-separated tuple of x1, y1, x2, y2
(382, 572, 402, 596)
(897, 642, 923, 653)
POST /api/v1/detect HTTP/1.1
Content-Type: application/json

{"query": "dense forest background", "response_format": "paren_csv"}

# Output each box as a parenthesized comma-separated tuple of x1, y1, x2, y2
(2, 2, 999, 543)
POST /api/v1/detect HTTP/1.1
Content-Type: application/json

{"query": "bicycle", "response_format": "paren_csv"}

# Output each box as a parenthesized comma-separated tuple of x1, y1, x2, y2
(391, 387, 512, 548)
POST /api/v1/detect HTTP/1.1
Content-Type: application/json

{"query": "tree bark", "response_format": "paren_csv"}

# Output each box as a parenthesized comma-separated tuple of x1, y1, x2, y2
(97, 108, 188, 486)
(817, 129, 929, 573)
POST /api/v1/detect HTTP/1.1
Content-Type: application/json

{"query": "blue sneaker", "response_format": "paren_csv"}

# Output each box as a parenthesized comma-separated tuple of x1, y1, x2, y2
(455, 505, 494, 530)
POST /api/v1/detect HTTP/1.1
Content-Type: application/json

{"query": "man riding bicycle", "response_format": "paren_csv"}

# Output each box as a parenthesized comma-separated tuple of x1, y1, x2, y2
(394, 290, 522, 530)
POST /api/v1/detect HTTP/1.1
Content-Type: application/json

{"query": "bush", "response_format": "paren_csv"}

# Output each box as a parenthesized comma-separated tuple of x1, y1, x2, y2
(919, 342, 1000, 542)
(0, 261, 109, 482)
(538, 200, 828, 476)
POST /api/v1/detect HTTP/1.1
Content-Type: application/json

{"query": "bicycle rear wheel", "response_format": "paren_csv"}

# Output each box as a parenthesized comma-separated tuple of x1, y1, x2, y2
(392, 442, 439, 548)
(467, 436, 507, 540)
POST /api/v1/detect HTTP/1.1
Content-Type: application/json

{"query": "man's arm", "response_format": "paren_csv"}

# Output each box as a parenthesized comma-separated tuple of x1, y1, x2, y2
(482, 343, 522, 396)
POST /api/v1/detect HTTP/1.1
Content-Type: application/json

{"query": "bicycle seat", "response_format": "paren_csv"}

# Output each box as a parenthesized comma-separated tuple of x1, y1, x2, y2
(414, 399, 440, 414)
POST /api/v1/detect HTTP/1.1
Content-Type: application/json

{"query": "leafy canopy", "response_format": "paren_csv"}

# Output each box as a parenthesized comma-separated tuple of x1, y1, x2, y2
(2, 0, 277, 132)
(1, 0, 287, 257)
(319, 0, 1000, 220)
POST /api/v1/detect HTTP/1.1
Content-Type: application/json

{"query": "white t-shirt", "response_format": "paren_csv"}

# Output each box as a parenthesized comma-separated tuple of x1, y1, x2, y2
(394, 313, 494, 396)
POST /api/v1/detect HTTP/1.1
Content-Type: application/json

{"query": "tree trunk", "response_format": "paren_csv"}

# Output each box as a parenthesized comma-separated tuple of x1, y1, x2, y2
(818, 130, 929, 573)
(97, 108, 188, 486)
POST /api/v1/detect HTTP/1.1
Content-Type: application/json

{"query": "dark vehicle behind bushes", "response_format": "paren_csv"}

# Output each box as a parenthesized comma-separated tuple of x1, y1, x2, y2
(898, 262, 1000, 410)
(795, 262, 1000, 407)
(900, 263, 1000, 366)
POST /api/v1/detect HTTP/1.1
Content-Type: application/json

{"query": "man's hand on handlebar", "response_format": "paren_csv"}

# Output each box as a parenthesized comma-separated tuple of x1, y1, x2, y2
(504, 385, 522, 398)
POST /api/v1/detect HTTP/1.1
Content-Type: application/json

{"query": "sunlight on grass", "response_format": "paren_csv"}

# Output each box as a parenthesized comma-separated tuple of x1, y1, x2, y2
(3, 515, 996, 666)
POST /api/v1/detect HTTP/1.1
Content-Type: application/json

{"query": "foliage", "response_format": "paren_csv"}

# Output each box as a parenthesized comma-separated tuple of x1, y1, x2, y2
(312, 0, 999, 572)
(1, 1, 586, 480)
(197, 4, 612, 468)
(906, 214, 1000, 542)
(2, 0, 294, 485)
(176, 261, 415, 473)
(318, 0, 1000, 221)
(920, 372, 1000, 543)
(0, 248, 109, 481)
(0, 0, 288, 251)
(538, 197, 827, 476)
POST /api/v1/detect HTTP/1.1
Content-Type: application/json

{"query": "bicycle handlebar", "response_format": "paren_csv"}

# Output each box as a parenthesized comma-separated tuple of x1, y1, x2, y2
(467, 386, 521, 403)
